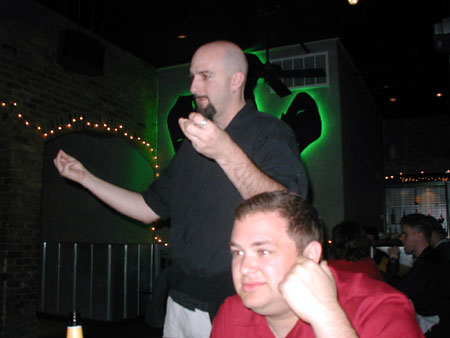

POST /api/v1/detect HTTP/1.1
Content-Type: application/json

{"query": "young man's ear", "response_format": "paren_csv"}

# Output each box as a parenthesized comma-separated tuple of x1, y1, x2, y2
(302, 241, 323, 263)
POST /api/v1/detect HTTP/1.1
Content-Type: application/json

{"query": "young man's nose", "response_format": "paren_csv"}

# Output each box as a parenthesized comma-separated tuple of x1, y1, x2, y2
(240, 254, 257, 275)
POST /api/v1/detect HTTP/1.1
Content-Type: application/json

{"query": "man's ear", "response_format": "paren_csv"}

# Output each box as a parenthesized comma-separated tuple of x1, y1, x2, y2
(302, 241, 323, 263)
(231, 72, 245, 92)
(416, 231, 427, 243)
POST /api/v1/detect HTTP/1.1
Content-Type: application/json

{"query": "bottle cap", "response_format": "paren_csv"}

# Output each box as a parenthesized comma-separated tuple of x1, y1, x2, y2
(68, 311, 82, 326)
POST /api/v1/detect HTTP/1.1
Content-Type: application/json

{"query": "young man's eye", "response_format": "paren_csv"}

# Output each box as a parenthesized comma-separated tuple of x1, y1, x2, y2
(231, 249, 244, 257)
(258, 249, 270, 256)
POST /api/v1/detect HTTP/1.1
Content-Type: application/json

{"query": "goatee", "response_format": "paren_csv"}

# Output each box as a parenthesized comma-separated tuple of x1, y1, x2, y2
(195, 98, 217, 120)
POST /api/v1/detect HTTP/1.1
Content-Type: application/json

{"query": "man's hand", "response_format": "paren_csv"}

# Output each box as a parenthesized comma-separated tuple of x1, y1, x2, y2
(279, 258, 358, 337)
(178, 112, 232, 161)
(279, 257, 338, 323)
(388, 246, 400, 259)
(179, 112, 285, 199)
(53, 149, 87, 184)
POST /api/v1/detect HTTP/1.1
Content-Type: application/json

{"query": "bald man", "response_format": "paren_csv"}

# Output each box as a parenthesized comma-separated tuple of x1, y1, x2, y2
(54, 40, 307, 338)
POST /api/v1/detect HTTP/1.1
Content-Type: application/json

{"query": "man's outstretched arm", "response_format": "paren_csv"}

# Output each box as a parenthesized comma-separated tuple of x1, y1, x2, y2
(54, 149, 159, 224)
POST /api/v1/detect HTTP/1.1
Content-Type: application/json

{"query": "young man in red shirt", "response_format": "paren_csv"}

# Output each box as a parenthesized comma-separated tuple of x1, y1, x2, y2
(211, 191, 424, 338)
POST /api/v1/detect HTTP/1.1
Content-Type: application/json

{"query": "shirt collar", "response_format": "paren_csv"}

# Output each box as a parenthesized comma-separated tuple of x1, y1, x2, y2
(225, 100, 257, 131)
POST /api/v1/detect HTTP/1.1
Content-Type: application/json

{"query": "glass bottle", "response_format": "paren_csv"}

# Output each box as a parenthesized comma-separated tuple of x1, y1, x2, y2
(66, 311, 84, 338)
(414, 189, 420, 205)
(390, 209, 396, 225)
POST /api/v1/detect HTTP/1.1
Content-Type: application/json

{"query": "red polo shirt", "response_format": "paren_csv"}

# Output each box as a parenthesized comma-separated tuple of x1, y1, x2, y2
(211, 266, 423, 338)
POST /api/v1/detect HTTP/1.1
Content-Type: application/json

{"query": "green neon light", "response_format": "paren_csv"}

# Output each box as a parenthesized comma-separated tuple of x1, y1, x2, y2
(298, 90, 331, 158)
(254, 85, 331, 158)
(120, 147, 155, 190)
(246, 50, 267, 64)
(160, 90, 193, 162)
(162, 49, 333, 167)
(248, 47, 331, 157)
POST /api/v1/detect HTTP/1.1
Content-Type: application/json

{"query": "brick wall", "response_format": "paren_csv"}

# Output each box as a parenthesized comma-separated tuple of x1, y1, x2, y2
(0, 0, 158, 337)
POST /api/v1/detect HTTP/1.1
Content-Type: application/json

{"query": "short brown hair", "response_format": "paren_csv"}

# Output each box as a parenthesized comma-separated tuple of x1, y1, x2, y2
(234, 191, 323, 252)
(400, 213, 436, 243)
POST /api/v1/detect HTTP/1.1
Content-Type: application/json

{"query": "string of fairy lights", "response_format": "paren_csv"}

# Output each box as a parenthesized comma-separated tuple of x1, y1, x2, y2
(150, 226, 168, 247)
(2, 100, 168, 246)
(2, 101, 160, 174)
(7, 95, 447, 245)
(384, 170, 450, 183)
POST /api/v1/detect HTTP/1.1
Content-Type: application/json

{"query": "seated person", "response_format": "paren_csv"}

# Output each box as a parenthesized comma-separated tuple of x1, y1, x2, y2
(386, 213, 450, 338)
(327, 221, 383, 281)
(430, 220, 450, 261)
(211, 191, 423, 338)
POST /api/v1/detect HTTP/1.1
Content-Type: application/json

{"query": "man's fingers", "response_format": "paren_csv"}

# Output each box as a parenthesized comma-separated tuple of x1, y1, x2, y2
(179, 116, 210, 138)
(319, 260, 334, 280)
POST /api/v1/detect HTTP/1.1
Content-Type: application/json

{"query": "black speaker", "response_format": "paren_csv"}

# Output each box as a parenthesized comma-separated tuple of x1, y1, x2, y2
(57, 29, 105, 76)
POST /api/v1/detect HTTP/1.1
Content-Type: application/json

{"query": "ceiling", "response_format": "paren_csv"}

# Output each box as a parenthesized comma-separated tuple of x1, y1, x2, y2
(35, 0, 450, 119)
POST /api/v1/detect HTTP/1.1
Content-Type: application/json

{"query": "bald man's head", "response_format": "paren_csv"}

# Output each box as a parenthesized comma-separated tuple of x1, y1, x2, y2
(193, 41, 248, 78)
(189, 41, 248, 124)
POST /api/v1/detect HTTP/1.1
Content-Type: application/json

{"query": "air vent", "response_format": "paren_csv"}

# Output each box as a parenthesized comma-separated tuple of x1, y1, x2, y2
(271, 52, 328, 89)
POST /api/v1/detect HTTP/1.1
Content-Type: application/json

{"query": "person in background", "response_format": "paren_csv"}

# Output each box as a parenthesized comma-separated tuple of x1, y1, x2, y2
(430, 220, 450, 261)
(364, 225, 393, 276)
(386, 213, 450, 337)
(327, 221, 383, 281)
(211, 191, 423, 338)
(54, 40, 308, 338)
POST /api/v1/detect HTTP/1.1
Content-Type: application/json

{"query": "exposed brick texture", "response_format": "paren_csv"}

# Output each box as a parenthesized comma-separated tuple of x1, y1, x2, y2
(0, 1, 158, 337)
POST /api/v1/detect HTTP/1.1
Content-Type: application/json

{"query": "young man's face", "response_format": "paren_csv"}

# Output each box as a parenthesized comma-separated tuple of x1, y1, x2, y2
(400, 224, 420, 255)
(230, 211, 299, 317)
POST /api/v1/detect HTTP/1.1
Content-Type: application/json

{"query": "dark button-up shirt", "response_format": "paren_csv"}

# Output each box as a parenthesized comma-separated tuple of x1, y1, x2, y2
(142, 101, 307, 310)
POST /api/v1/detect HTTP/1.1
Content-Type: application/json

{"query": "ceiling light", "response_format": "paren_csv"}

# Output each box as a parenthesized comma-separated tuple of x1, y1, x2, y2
(176, 24, 188, 39)
(348, 0, 359, 5)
